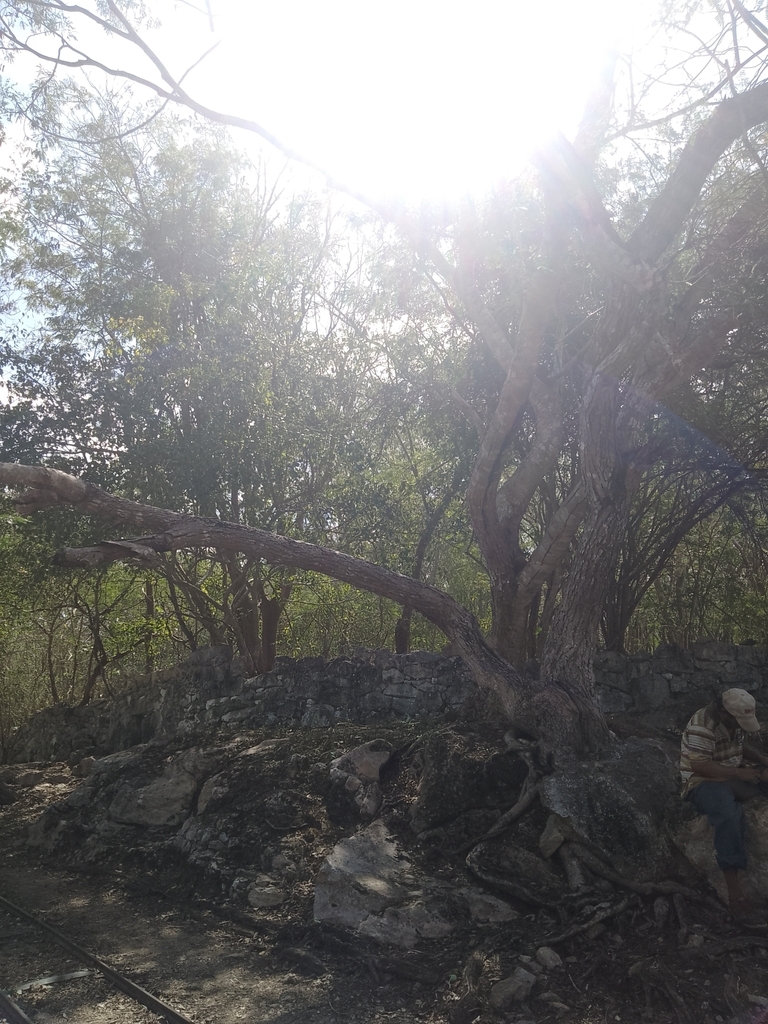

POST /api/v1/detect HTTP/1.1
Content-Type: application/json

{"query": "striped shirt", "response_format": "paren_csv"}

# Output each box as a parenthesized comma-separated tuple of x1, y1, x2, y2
(680, 703, 745, 795)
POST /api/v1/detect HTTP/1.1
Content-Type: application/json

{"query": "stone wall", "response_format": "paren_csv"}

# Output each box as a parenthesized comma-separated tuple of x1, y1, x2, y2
(8, 647, 475, 763)
(593, 640, 768, 720)
(10, 640, 768, 764)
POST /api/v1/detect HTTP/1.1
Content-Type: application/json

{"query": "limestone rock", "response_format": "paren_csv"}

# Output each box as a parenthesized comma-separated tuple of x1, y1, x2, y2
(247, 877, 285, 908)
(409, 731, 525, 835)
(539, 813, 578, 858)
(72, 757, 95, 778)
(46, 772, 70, 785)
(328, 739, 393, 819)
(536, 946, 563, 970)
(456, 887, 518, 924)
(108, 748, 210, 827)
(489, 967, 537, 1008)
(239, 738, 290, 757)
(16, 770, 45, 788)
(197, 773, 230, 815)
(473, 838, 567, 903)
(0, 780, 16, 805)
(313, 821, 454, 947)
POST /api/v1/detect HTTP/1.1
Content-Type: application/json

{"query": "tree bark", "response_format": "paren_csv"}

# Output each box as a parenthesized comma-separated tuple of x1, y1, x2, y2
(539, 374, 641, 748)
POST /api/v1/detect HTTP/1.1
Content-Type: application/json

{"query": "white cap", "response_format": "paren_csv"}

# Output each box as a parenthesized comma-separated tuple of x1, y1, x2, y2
(721, 688, 761, 733)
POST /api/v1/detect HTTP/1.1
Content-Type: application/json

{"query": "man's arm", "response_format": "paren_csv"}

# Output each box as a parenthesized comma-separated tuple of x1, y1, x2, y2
(689, 759, 764, 783)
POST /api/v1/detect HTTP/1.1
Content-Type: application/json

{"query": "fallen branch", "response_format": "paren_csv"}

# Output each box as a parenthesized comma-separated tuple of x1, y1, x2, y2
(543, 896, 633, 944)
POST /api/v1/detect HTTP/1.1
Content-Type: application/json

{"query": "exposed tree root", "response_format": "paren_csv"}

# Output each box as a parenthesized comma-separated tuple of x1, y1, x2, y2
(685, 935, 768, 957)
(542, 895, 633, 944)
(672, 892, 689, 945)
(456, 771, 540, 856)
(465, 842, 561, 909)
(570, 843, 724, 911)
(628, 956, 693, 1024)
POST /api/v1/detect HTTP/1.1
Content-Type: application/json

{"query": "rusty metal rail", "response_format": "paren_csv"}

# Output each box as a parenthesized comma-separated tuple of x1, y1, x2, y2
(0, 893, 197, 1024)
(0, 988, 35, 1024)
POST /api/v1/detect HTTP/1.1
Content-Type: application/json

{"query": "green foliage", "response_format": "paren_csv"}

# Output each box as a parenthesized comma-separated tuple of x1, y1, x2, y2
(628, 509, 768, 650)
(0, 97, 485, 715)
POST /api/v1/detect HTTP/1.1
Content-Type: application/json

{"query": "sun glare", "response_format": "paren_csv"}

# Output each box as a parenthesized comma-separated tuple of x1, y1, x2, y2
(160, 0, 657, 204)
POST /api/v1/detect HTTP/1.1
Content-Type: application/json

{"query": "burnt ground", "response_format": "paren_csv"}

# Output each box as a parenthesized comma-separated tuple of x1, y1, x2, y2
(1, 715, 768, 1024)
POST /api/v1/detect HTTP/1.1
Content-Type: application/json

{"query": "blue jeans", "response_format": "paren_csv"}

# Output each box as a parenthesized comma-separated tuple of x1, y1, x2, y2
(687, 780, 768, 871)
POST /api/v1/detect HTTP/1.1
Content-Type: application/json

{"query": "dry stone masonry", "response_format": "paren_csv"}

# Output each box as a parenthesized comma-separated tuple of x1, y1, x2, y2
(10, 640, 768, 764)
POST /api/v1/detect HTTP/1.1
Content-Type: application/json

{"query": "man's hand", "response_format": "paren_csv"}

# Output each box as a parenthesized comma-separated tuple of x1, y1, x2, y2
(735, 766, 763, 783)
(743, 744, 768, 768)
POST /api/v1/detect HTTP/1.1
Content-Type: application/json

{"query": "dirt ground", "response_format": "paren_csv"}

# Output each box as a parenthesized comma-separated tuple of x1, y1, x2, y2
(2, 722, 768, 1024)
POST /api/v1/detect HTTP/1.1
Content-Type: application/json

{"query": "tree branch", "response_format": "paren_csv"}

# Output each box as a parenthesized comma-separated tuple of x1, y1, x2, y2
(628, 81, 768, 261)
(0, 460, 508, 663)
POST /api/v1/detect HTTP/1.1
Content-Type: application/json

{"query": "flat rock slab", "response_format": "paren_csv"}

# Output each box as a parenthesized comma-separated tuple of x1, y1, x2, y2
(108, 747, 213, 827)
(313, 821, 512, 947)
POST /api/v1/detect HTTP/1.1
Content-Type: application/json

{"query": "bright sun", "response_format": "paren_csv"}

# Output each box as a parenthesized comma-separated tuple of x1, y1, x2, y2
(155, 0, 657, 203)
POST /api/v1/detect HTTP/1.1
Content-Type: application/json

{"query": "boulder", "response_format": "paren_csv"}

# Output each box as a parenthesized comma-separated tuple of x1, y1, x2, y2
(108, 748, 211, 828)
(472, 838, 567, 903)
(490, 967, 537, 1008)
(409, 731, 525, 835)
(410, 732, 486, 834)
(313, 821, 506, 947)
(539, 737, 680, 881)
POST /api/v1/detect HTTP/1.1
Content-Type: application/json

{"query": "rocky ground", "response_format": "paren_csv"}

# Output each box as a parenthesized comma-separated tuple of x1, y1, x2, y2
(1, 707, 768, 1024)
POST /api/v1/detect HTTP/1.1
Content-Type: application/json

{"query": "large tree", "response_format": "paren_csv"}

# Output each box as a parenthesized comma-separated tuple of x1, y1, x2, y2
(2, 0, 768, 759)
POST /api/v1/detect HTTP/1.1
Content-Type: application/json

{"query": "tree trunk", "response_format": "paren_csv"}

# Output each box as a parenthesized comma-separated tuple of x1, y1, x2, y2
(489, 583, 529, 668)
(395, 472, 461, 654)
(540, 374, 646, 748)
(394, 608, 412, 654)
(46, 627, 59, 704)
(256, 582, 291, 674)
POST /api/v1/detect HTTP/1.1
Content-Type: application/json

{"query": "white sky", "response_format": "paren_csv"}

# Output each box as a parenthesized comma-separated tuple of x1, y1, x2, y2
(85, 0, 660, 204)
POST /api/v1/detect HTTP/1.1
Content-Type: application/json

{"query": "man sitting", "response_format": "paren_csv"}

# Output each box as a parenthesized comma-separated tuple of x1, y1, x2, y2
(681, 687, 768, 927)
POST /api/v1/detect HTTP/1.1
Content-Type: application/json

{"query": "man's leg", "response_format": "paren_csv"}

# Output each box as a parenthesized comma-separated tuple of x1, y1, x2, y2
(687, 781, 764, 925)
(689, 781, 747, 872)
